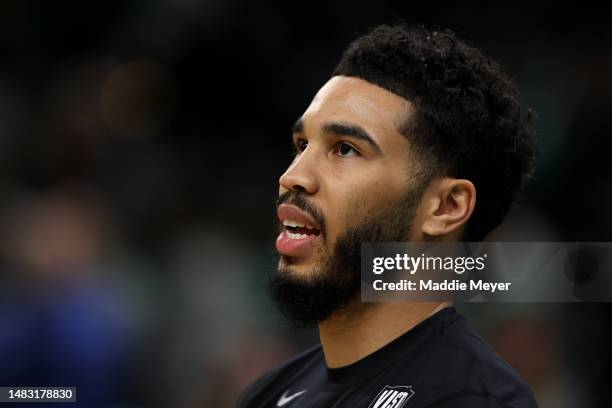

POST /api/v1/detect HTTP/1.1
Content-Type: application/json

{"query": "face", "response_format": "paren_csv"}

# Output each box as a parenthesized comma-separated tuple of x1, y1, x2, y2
(269, 76, 425, 326)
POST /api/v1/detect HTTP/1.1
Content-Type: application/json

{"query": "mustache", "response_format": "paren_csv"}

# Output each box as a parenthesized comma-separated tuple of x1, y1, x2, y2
(276, 191, 327, 238)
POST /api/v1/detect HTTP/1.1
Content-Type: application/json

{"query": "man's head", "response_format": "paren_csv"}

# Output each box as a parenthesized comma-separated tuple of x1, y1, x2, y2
(269, 25, 536, 327)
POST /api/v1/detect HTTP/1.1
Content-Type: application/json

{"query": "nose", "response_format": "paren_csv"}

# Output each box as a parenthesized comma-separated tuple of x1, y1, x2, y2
(279, 149, 319, 195)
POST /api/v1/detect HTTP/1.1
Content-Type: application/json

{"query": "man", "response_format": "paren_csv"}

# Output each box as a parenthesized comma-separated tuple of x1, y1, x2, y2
(239, 24, 538, 407)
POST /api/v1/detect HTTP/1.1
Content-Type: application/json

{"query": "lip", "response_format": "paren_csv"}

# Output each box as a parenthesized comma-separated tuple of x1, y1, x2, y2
(276, 204, 322, 257)
(277, 204, 320, 229)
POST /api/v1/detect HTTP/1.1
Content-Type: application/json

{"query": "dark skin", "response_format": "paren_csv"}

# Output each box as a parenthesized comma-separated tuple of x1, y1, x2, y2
(278, 76, 476, 368)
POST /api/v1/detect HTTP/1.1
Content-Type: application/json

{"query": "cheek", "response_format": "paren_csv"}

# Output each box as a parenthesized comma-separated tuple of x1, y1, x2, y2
(322, 189, 356, 242)
(321, 165, 407, 238)
(324, 186, 373, 239)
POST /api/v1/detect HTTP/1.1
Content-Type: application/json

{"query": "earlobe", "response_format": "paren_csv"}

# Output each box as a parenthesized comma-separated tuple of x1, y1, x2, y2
(422, 218, 446, 235)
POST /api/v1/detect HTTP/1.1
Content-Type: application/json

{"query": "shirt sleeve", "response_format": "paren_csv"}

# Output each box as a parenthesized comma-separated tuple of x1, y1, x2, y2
(235, 375, 271, 408)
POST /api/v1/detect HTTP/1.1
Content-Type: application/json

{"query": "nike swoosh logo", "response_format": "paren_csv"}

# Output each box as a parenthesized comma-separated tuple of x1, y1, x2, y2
(277, 389, 307, 406)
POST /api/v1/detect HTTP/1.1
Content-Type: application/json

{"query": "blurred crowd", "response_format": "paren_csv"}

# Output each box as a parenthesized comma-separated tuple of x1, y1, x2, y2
(0, 1, 611, 407)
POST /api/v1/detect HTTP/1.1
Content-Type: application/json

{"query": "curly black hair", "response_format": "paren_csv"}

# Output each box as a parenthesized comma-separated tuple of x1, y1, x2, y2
(333, 24, 537, 241)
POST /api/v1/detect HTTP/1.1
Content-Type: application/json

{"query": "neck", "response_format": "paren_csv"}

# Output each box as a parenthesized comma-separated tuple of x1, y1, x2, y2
(318, 300, 451, 368)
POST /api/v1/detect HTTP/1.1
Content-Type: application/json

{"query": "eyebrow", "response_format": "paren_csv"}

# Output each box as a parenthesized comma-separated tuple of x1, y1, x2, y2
(291, 118, 382, 154)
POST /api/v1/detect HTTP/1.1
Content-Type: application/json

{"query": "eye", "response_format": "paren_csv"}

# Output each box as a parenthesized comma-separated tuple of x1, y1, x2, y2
(294, 138, 308, 154)
(334, 142, 359, 157)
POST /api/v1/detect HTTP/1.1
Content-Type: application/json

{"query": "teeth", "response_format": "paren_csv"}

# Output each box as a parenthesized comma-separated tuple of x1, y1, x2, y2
(283, 219, 306, 228)
(286, 231, 308, 239)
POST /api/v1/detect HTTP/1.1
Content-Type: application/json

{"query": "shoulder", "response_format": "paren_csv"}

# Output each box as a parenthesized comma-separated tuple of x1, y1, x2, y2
(423, 393, 527, 408)
(236, 344, 322, 408)
(423, 314, 539, 407)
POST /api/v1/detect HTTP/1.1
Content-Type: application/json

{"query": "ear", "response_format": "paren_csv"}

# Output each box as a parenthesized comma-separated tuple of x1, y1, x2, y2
(420, 178, 476, 238)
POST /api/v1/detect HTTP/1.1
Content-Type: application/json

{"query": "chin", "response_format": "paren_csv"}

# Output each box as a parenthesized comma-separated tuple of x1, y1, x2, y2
(278, 256, 321, 279)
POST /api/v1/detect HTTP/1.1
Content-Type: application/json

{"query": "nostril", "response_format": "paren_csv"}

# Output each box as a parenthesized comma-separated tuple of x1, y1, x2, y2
(293, 185, 306, 193)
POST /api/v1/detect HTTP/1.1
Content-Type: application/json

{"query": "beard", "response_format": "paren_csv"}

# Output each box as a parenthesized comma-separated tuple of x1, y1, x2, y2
(268, 188, 420, 328)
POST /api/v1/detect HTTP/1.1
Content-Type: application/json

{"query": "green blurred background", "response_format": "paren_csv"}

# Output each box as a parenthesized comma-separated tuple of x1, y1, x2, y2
(0, 1, 611, 407)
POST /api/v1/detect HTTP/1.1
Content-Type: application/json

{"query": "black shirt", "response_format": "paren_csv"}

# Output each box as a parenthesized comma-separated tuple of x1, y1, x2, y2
(237, 307, 538, 407)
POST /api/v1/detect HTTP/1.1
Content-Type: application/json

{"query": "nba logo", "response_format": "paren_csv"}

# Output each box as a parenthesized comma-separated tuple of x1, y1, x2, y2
(368, 385, 415, 408)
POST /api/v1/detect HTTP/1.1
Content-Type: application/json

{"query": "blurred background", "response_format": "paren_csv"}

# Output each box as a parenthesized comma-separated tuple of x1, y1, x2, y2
(0, 0, 611, 407)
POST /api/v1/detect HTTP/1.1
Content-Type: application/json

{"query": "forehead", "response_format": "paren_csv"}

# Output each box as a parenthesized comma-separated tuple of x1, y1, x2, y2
(301, 76, 413, 143)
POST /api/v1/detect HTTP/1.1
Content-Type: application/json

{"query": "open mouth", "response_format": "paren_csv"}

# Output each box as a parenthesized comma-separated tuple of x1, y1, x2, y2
(282, 219, 321, 239)
(276, 203, 323, 256)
